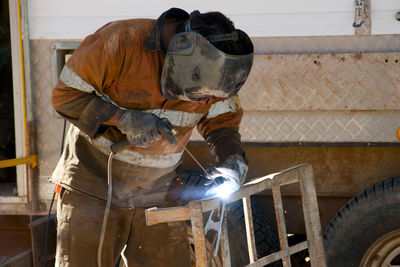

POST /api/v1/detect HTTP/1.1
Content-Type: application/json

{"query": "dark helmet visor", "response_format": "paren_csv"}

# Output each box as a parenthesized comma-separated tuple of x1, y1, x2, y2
(161, 30, 253, 101)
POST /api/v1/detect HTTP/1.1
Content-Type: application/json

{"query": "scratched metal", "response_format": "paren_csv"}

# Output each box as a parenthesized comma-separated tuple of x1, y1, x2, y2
(191, 110, 400, 143)
(252, 35, 400, 55)
(239, 53, 400, 111)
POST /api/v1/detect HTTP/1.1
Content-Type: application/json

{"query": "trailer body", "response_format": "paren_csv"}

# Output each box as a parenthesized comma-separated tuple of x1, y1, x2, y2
(1, 0, 399, 264)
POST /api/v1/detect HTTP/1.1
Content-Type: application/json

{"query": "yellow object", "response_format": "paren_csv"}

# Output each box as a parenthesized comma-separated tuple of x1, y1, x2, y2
(18, 1, 29, 158)
(397, 128, 400, 140)
(0, 154, 37, 169)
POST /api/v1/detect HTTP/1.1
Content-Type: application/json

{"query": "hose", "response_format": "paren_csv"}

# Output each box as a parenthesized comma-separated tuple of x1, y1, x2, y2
(97, 151, 114, 267)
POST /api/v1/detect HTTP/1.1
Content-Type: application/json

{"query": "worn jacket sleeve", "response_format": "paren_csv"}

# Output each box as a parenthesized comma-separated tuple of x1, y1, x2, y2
(52, 30, 120, 138)
(197, 96, 246, 164)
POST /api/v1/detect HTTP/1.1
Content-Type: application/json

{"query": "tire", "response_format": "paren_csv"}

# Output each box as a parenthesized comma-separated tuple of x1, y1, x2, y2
(228, 199, 282, 267)
(324, 176, 400, 267)
(187, 208, 249, 267)
(187, 226, 223, 267)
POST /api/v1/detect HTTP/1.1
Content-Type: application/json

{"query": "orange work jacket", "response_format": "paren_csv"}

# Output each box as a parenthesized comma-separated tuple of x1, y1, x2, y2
(51, 16, 244, 208)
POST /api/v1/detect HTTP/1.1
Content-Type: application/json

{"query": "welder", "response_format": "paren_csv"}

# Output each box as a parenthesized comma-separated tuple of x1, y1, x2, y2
(51, 7, 253, 266)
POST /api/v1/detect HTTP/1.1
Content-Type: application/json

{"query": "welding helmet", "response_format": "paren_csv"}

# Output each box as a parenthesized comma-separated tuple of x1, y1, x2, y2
(161, 11, 254, 101)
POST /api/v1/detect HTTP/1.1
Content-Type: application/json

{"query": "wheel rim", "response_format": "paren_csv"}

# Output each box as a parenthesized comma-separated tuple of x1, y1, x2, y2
(360, 229, 400, 267)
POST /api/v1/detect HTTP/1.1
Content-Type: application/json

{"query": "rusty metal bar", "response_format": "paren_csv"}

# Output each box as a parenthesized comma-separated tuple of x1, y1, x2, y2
(145, 164, 308, 225)
(299, 165, 327, 267)
(220, 208, 231, 267)
(243, 196, 257, 263)
(145, 206, 190, 226)
(245, 241, 308, 267)
(272, 185, 291, 267)
(189, 201, 208, 267)
(145, 163, 326, 266)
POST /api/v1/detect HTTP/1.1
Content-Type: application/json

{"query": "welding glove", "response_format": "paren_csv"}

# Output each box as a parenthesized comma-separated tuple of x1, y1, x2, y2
(204, 155, 248, 198)
(117, 109, 176, 147)
(179, 170, 214, 201)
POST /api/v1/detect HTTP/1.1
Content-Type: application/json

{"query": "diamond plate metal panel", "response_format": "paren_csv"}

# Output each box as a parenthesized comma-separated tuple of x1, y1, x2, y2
(29, 40, 400, 187)
(29, 38, 400, 202)
(30, 40, 65, 183)
(191, 111, 400, 143)
(239, 53, 400, 111)
(252, 35, 400, 55)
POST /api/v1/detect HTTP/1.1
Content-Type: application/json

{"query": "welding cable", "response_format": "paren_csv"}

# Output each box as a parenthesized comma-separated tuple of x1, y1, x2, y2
(98, 151, 114, 267)
(42, 190, 55, 267)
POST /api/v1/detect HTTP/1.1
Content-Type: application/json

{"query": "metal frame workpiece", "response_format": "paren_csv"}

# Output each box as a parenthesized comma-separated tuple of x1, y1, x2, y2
(145, 163, 327, 267)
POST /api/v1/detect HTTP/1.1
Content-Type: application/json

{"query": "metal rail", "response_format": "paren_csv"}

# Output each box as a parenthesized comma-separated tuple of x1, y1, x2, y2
(0, 155, 37, 169)
(145, 163, 327, 267)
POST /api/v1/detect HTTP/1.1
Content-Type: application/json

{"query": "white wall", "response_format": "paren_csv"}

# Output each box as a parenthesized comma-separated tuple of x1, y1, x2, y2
(371, 0, 400, 34)
(27, 0, 400, 40)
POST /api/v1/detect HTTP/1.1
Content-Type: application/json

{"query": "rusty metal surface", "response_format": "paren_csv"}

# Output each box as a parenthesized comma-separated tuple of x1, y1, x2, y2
(247, 242, 308, 267)
(30, 41, 400, 165)
(145, 164, 308, 224)
(220, 213, 231, 267)
(189, 202, 208, 267)
(299, 165, 327, 267)
(27, 36, 400, 203)
(243, 197, 257, 263)
(272, 186, 291, 266)
(240, 53, 400, 111)
(146, 164, 326, 266)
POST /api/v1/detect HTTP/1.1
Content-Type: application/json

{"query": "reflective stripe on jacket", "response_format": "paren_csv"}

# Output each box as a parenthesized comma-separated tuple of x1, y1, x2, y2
(51, 18, 244, 207)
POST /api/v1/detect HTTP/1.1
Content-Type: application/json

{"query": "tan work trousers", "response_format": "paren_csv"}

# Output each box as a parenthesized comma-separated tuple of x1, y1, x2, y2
(55, 188, 191, 267)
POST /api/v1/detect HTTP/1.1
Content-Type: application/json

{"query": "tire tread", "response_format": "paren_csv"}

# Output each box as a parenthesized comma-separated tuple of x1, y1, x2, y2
(324, 176, 400, 267)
